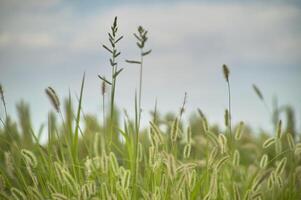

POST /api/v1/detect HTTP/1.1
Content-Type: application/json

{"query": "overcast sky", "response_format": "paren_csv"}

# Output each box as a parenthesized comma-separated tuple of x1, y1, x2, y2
(0, 0, 301, 133)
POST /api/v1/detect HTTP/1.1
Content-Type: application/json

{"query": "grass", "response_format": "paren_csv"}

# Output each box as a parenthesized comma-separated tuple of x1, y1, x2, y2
(0, 17, 301, 200)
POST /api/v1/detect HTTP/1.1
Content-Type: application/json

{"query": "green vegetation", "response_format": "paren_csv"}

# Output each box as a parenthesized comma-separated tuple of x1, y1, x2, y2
(0, 17, 300, 200)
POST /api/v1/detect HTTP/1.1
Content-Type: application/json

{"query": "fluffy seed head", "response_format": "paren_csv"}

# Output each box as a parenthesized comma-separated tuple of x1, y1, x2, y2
(286, 133, 295, 150)
(295, 143, 301, 155)
(11, 187, 26, 200)
(276, 176, 283, 188)
(275, 157, 287, 176)
(218, 134, 227, 154)
(259, 154, 268, 169)
(51, 193, 68, 200)
(189, 169, 197, 190)
(28, 186, 43, 200)
(183, 144, 191, 159)
(21, 149, 37, 168)
(263, 137, 276, 149)
(4, 151, 14, 178)
(216, 155, 230, 171)
(109, 152, 119, 175)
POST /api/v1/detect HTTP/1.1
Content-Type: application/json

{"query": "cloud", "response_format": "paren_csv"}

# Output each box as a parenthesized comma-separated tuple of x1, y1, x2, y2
(0, 0, 61, 9)
(0, 32, 57, 48)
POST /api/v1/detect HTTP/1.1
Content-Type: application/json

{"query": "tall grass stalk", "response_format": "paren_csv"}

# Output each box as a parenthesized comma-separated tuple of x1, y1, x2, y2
(99, 16, 123, 150)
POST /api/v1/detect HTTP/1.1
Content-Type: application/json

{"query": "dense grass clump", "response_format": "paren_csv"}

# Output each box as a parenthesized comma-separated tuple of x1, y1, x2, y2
(0, 17, 301, 200)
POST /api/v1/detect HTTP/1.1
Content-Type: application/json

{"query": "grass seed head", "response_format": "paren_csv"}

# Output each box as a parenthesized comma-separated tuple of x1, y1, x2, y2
(218, 134, 227, 154)
(45, 87, 60, 113)
(101, 80, 106, 95)
(11, 188, 26, 200)
(21, 149, 37, 168)
(4, 152, 14, 178)
(259, 154, 268, 169)
(222, 64, 230, 82)
(252, 84, 264, 101)
(276, 120, 282, 139)
(235, 121, 244, 140)
(233, 150, 240, 167)
(100, 183, 109, 200)
(224, 109, 229, 127)
(183, 143, 191, 159)
(286, 133, 295, 150)
(28, 186, 43, 200)
(51, 193, 68, 200)
(216, 155, 230, 171)
(233, 183, 241, 200)
(198, 109, 209, 132)
(0, 84, 4, 103)
(276, 176, 283, 188)
(171, 118, 179, 142)
(263, 137, 276, 149)
(295, 143, 301, 155)
(275, 157, 287, 176)
(109, 152, 119, 175)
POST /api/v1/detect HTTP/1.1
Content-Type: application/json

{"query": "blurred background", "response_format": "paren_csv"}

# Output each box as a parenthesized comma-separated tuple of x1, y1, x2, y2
(0, 0, 300, 134)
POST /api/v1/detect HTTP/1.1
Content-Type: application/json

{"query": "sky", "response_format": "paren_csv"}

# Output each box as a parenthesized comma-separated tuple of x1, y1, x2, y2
(0, 0, 301, 134)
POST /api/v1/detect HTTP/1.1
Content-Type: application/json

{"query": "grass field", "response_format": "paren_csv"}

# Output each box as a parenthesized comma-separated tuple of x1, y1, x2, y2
(0, 17, 300, 200)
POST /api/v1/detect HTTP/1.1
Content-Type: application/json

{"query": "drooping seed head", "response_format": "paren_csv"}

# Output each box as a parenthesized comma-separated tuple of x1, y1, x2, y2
(45, 87, 60, 113)
(21, 149, 37, 168)
(263, 137, 276, 149)
(11, 187, 26, 200)
(275, 157, 287, 176)
(259, 154, 268, 169)
(216, 155, 230, 171)
(218, 134, 227, 154)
